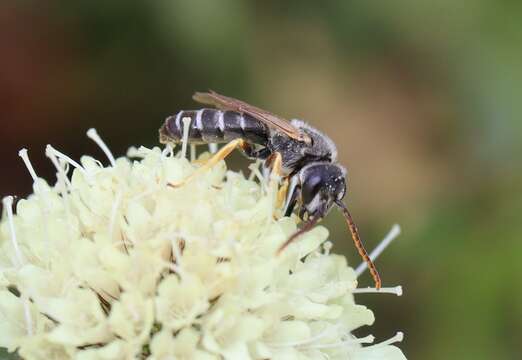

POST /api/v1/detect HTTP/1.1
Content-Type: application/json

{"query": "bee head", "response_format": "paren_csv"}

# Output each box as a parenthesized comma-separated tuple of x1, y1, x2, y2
(298, 162, 347, 220)
(279, 162, 381, 289)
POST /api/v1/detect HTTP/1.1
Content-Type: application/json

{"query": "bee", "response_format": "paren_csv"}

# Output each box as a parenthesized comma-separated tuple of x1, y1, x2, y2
(159, 91, 381, 289)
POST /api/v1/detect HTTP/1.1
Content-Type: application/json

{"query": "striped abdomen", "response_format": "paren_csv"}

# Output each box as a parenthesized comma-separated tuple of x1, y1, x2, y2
(159, 108, 270, 146)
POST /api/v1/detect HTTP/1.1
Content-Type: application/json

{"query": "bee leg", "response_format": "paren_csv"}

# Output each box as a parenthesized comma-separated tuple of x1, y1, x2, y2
(265, 152, 284, 179)
(283, 177, 300, 217)
(242, 145, 271, 160)
(168, 138, 247, 187)
(265, 152, 288, 211)
(191, 142, 260, 165)
(277, 178, 289, 208)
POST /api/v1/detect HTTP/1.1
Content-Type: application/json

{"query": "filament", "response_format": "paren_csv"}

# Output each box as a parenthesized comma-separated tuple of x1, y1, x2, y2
(162, 144, 174, 159)
(208, 143, 218, 154)
(365, 332, 404, 349)
(355, 224, 401, 276)
(2, 196, 26, 267)
(22, 297, 33, 336)
(45, 145, 88, 177)
(46, 149, 73, 189)
(303, 334, 375, 350)
(87, 128, 116, 166)
(190, 144, 197, 161)
(266, 324, 343, 348)
(46, 151, 75, 235)
(353, 286, 403, 296)
(18, 149, 38, 182)
(180, 117, 191, 159)
(109, 191, 123, 240)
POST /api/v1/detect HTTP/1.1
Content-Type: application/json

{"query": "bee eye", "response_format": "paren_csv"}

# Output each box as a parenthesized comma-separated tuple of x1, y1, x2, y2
(301, 173, 323, 204)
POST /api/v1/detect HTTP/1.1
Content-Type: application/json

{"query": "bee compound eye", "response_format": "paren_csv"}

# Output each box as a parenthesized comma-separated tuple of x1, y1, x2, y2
(301, 173, 323, 204)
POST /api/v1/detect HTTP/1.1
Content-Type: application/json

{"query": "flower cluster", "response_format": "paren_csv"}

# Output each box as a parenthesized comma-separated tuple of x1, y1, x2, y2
(0, 130, 406, 359)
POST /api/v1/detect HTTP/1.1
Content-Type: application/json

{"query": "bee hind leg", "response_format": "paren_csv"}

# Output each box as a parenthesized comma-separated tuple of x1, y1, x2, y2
(168, 138, 247, 188)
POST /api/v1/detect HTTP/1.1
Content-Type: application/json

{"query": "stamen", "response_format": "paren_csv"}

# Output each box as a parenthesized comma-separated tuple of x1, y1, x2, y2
(248, 159, 262, 181)
(17, 150, 52, 248)
(92, 159, 104, 169)
(127, 146, 153, 159)
(355, 224, 401, 277)
(248, 162, 265, 189)
(171, 237, 185, 278)
(19, 148, 52, 210)
(46, 150, 73, 189)
(87, 128, 116, 166)
(365, 332, 404, 349)
(109, 191, 123, 239)
(355, 334, 375, 344)
(267, 324, 343, 348)
(126, 146, 140, 158)
(45, 145, 88, 177)
(130, 189, 158, 202)
(190, 144, 197, 162)
(46, 154, 75, 234)
(322, 241, 333, 255)
(303, 334, 375, 350)
(208, 143, 218, 154)
(22, 297, 33, 336)
(2, 196, 26, 267)
(18, 149, 38, 182)
(161, 144, 174, 159)
(179, 117, 191, 159)
(353, 286, 403, 296)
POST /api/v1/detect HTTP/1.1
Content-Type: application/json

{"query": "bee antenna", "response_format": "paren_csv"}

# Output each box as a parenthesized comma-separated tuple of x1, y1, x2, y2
(276, 216, 320, 255)
(335, 200, 382, 290)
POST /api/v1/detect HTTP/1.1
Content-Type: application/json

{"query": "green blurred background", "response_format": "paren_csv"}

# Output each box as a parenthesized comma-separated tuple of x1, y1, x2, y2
(1, 1, 521, 359)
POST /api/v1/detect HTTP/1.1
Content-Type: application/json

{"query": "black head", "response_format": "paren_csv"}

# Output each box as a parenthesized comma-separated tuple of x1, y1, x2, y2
(298, 162, 346, 220)
(278, 161, 382, 290)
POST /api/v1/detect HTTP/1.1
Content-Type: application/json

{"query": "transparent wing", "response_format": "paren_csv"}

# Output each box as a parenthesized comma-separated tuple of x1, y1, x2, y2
(193, 90, 311, 143)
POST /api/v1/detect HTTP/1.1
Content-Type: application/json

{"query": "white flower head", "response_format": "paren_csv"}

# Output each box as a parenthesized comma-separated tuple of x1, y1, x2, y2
(0, 130, 406, 359)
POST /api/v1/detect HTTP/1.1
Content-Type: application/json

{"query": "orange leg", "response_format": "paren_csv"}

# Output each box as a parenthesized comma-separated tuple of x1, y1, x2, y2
(266, 152, 284, 179)
(169, 139, 246, 187)
(277, 178, 289, 208)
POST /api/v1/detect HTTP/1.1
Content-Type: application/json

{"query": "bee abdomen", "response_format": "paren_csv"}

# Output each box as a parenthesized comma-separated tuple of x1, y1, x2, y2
(160, 109, 269, 145)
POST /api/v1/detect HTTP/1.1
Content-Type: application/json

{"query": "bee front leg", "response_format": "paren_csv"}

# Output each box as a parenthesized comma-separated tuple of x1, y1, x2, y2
(168, 138, 247, 188)
(283, 176, 300, 217)
(265, 152, 289, 209)
(277, 178, 289, 208)
(265, 152, 284, 179)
